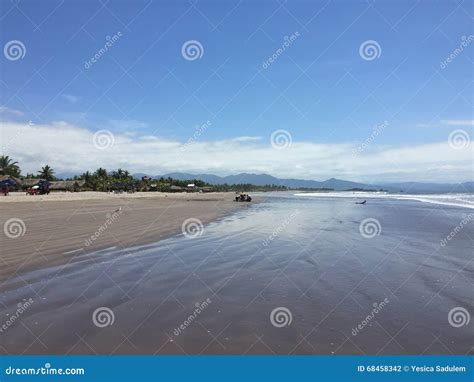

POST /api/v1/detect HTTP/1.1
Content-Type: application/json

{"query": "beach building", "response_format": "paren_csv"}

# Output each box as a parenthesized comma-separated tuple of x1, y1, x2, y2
(0, 175, 19, 194)
(49, 180, 85, 192)
(169, 185, 183, 192)
(0, 175, 20, 186)
(19, 178, 44, 189)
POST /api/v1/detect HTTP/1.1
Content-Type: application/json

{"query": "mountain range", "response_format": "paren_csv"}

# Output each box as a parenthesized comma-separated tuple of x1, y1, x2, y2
(132, 172, 474, 194)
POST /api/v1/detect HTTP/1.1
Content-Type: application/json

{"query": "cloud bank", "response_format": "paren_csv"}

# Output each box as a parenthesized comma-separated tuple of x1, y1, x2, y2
(1, 120, 472, 183)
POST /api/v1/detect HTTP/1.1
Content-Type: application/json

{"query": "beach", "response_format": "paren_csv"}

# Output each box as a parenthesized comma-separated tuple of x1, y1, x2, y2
(1, 1, 472, 378)
(0, 191, 251, 283)
(0, 192, 472, 355)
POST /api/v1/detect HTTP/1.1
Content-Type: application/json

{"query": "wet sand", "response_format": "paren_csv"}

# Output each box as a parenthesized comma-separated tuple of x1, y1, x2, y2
(0, 192, 249, 284)
(0, 193, 472, 355)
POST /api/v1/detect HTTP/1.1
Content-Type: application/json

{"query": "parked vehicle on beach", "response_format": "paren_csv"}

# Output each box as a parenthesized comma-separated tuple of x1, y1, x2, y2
(235, 193, 252, 202)
(26, 180, 50, 195)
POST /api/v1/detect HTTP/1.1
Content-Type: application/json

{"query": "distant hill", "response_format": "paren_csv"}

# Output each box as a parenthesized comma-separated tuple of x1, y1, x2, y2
(136, 172, 375, 190)
(131, 172, 473, 194)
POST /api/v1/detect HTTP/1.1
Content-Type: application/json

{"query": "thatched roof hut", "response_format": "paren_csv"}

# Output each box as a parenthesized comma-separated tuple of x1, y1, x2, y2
(0, 175, 20, 183)
(18, 178, 44, 188)
(49, 180, 85, 191)
(0, 175, 20, 188)
(169, 185, 183, 192)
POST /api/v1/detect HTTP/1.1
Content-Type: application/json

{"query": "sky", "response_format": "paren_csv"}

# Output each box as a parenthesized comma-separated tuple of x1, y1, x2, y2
(0, 0, 473, 183)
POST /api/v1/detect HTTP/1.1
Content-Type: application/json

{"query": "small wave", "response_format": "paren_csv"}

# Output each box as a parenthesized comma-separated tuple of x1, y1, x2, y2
(295, 192, 474, 209)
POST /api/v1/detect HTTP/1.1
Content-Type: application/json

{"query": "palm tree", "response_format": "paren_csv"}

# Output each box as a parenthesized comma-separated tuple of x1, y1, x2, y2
(111, 168, 125, 180)
(94, 168, 108, 179)
(38, 165, 55, 181)
(93, 168, 109, 191)
(0, 155, 21, 177)
(80, 171, 93, 188)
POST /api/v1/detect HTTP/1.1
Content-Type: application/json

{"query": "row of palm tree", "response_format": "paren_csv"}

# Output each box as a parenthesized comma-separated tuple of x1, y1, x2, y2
(76, 168, 134, 191)
(0, 155, 55, 180)
(1, 156, 140, 190)
(1, 155, 289, 192)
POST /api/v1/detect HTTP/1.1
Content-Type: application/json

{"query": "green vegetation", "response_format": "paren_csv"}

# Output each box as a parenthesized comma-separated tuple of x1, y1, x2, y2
(75, 173, 289, 192)
(0, 155, 21, 177)
(38, 165, 56, 181)
(0, 156, 330, 192)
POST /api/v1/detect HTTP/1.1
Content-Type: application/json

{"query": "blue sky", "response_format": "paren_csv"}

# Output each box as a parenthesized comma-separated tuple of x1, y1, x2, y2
(0, 0, 473, 182)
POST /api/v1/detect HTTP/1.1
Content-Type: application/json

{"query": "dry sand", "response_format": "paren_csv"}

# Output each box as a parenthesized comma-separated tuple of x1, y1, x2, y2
(0, 191, 251, 284)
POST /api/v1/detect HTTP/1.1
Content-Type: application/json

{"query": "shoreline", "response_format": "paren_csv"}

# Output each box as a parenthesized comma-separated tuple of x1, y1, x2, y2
(0, 192, 256, 285)
(0, 193, 472, 354)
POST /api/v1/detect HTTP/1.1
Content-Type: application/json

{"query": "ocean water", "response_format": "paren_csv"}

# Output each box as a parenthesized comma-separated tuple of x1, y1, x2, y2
(1, 193, 473, 355)
(297, 191, 474, 209)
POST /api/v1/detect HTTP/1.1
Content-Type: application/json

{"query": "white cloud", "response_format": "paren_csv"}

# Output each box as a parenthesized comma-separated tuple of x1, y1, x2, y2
(230, 136, 262, 142)
(441, 120, 474, 126)
(0, 120, 472, 183)
(0, 106, 24, 116)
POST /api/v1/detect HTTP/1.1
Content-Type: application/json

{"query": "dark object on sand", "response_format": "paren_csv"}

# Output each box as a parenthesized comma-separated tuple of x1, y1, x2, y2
(26, 180, 51, 195)
(0, 177, 16, 196)
(235, 193, 252, 202)
(111, 182, 136, 193)
(355, 200, 367, 205)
